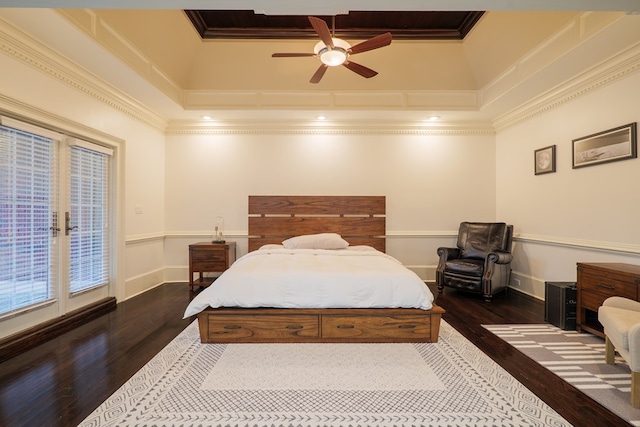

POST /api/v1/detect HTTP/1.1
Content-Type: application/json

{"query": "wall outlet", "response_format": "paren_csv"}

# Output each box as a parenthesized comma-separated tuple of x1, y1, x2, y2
(513, 278, 521, 287)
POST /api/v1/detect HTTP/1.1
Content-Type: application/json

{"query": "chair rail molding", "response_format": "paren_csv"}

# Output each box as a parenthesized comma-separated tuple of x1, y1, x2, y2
(125, 232, 166, 244)
(135, 231, 639, 254)
(515, 233, 640, 255)
(163, 230, 459, 240)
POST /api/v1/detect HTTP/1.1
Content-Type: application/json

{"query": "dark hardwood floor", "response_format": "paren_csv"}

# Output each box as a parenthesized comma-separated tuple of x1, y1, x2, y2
(0, 283, 627, 426)
(0, 284, 194, 427)
(435, 285, 626, 426)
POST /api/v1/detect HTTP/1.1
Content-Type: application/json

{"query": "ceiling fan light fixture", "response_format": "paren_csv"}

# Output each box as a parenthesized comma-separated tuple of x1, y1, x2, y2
(314, 38, 351, 66)
(272, 17, 390, 83)
(320, 49, 347, 66)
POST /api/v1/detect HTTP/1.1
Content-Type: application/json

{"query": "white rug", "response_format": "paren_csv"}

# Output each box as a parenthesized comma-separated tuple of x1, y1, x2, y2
(79, 321, 570, 427)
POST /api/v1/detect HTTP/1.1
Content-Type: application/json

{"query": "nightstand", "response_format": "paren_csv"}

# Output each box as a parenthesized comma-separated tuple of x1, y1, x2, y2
(188, 241, 236, 292)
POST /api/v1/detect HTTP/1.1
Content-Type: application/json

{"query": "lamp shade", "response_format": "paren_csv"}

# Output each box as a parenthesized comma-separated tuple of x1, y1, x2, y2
(314, 38, 351, 66)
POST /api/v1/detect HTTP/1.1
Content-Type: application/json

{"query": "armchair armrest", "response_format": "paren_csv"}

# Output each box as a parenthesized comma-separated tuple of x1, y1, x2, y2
(627, 323, 640, 371)
(487, 251, 513, 265)
(437, 247, 461, 261)
(603, 296, 640, 313)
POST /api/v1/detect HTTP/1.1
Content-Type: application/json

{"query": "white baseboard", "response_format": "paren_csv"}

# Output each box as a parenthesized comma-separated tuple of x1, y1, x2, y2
(124, 268, 166, 300)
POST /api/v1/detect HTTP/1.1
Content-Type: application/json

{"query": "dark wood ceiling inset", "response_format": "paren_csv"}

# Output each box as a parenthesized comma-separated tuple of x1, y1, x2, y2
(185, 10, 484, 40)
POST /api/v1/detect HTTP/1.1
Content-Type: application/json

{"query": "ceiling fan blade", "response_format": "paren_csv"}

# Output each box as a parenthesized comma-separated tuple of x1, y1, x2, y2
(310, 64, 328, 84)
(272, 53, 316, 57)
(308, 16, 334, 49)
(343, 61, 378, 78)
(349, 32, 392, 55)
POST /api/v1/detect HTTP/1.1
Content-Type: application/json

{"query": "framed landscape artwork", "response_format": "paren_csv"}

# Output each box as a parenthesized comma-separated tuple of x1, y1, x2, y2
(572, 123, 637, 169)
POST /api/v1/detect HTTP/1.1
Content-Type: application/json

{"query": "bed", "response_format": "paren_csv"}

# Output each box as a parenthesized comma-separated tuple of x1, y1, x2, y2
(186, 195, 444, 343)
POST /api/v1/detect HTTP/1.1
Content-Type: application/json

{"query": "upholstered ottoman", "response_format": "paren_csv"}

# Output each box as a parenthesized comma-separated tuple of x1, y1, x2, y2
(598, 296, 640, 408)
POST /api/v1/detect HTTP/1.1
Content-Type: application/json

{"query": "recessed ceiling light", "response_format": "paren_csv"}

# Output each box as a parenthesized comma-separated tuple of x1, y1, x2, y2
(201, 115, 213, 120)
(316, 115, 327, 121)
(427, 115, 441, 121)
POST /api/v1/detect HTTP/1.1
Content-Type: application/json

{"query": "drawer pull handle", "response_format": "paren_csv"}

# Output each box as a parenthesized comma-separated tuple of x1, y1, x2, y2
(337, 325, 355, 329)
(286, 325, 303, 330)
(398, 325, 416, 329)
(598, 283, 615, 290)
(223, 325, 242, 330)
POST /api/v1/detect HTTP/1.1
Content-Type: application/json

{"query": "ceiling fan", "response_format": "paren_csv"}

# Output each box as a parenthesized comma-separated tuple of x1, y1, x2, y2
(272, 16, 392, 84)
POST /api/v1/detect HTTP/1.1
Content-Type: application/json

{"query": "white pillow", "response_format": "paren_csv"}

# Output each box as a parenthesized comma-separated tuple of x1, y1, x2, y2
(258, 244, 284, 250)
(282, 233, 349, 250)
(346, 245, 378, 252)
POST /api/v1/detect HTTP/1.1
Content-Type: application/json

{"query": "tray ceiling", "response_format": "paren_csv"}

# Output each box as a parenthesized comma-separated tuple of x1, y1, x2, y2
(185, 10, 484, 40)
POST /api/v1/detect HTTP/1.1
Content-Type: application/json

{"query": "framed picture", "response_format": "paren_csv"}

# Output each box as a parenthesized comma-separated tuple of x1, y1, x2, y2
(534, 145, 556, 175)
(572, 122, 637, 169)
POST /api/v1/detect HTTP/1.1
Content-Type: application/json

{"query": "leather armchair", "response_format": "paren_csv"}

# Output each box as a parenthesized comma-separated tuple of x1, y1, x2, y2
(436, 222, 513, 302)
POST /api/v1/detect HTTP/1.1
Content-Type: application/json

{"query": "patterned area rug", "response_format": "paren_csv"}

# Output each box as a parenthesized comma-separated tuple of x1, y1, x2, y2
(484, 324, 640, 426)
(79, 321, 569, 427)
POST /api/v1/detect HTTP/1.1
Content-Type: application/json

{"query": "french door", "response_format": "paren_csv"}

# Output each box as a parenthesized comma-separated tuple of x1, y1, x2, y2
(0, 116, 112, 330)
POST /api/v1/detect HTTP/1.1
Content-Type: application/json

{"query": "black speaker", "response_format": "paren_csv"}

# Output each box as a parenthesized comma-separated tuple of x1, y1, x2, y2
(545, 281, 577, 330)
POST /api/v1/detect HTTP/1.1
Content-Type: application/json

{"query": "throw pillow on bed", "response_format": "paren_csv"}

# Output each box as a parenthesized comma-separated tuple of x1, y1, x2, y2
(282, 233, 349, 250)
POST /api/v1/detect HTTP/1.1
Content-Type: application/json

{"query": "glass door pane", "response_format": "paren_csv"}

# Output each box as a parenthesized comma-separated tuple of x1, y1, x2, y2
(68, 144, 109, 294)
(0, 125, 59, 316)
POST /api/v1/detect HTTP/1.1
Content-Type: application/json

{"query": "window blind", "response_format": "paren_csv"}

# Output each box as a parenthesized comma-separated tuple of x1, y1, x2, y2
(68, 139, 110, 294)
(0, 123, 59, 316)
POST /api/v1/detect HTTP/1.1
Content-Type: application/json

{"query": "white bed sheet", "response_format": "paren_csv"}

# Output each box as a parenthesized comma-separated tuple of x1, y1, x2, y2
(183, 246, 434, 317)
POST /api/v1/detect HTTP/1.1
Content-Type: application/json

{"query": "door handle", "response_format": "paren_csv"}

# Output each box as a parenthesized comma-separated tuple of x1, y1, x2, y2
(65, 212, 79, 235)
(49, 212, 60, 237)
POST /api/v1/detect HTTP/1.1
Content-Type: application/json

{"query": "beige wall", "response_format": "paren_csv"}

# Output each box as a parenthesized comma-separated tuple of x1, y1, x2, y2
(163, 130, 497, 281)
(496, 71, 640, 299)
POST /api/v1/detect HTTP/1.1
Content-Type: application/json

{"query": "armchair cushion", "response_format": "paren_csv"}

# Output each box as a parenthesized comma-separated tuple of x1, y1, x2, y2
(442, 258, 484, 276)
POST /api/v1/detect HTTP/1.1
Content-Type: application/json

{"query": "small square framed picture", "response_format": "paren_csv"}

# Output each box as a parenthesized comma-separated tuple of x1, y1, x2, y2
(534, 145, 556, 175)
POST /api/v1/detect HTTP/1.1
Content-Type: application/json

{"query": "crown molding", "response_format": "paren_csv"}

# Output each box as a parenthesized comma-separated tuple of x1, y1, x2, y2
(164, 122, 495, 135)
(493, 41, 640, 131)
(0, 93, 127, 148)
(0, 14, 169, 132)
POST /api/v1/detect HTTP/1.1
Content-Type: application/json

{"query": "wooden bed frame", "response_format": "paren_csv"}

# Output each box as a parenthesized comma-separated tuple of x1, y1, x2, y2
(197, 195, 445, 343)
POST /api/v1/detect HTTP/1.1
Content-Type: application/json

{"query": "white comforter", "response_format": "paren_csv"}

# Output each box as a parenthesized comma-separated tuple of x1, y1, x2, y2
(183, 246, 434, 317)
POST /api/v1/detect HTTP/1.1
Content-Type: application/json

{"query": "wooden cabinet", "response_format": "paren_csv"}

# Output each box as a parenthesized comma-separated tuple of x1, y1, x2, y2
(188, 242, 236, 292)
(577, 262, 640, 337)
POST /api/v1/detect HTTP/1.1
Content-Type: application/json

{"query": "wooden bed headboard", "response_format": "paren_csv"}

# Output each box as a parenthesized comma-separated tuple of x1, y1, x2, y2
(248, 195, 386, 252)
